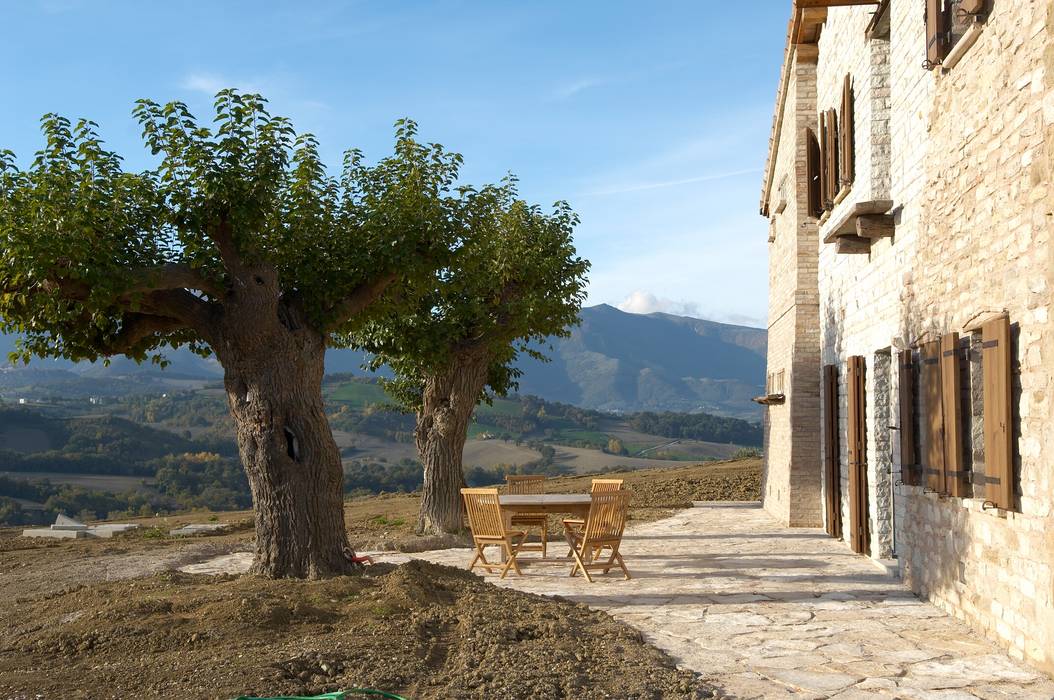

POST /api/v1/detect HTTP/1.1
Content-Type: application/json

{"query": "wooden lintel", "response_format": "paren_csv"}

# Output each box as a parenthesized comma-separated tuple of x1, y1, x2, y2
(796, 44, 820, 63)
(795, 0, 880, 7)
(855, 214, 895, 239)
(795, 7, 827, 45)
(836, 235, 872, 254)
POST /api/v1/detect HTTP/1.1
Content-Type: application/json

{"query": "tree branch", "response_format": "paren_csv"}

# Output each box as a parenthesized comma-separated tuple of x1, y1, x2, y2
(325, 272, 399, 331)
(126, 263, 223, 298)
(206, 214, 247, 279)
(139, 289, 217, 337)
(97, 313, 187, 356)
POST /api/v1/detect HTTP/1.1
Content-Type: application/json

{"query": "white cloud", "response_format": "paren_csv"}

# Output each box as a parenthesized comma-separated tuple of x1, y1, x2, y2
(580, 167, 761, 198)
(180, 72, 272, 96)
(618, 290, 700, 318)
(551, 77, 610, 101)
(180, 72, 228, 95)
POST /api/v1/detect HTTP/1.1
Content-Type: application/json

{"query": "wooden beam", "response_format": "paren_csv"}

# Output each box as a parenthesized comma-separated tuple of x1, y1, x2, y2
(855, 214, 895, 239)
(795, 7, 828, 44)
(796, 0, 880, 7)
(796, 44, 819, 63)
(836, 235, 872, 254)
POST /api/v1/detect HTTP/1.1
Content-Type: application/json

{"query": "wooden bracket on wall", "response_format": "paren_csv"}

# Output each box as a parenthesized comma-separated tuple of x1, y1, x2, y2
(855, 214, 895, 239)
(835, 235, 872, 254)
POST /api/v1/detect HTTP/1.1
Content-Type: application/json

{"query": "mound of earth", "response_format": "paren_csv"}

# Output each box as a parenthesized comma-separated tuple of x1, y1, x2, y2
(0, 559, 715, 699)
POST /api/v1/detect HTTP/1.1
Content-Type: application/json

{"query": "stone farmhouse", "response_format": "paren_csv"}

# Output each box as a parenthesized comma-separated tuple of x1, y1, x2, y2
(758, 0, 1053, 674)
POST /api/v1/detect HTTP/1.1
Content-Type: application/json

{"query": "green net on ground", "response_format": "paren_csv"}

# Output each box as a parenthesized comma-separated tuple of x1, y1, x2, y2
(234, 690, 407, 700)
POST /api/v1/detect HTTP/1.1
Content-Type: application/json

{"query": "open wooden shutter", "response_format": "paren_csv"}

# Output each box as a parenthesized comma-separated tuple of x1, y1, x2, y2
(806, 128, 822, 219)
(818, 116, 829, 211)
(898, 350, 917, 486)
(823, 364, 842, 539)
(941, 333, 967, 497)
(921, 340, 945, 493)
(839, 75, 855, 189)
(846, 356, 870, 555)
(825, 110, 840, 205)
(982, 316, 1013, 509)
(925, 0, 947, 68)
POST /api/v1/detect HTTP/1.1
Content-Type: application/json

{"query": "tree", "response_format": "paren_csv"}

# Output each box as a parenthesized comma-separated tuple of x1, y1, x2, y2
(358, 180, 589, 534)
(0, 91, 470, 578)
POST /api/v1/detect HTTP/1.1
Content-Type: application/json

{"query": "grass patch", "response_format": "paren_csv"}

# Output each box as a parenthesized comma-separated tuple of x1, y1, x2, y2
(369, 515, 406, 528)
(325, 381, 391, 407)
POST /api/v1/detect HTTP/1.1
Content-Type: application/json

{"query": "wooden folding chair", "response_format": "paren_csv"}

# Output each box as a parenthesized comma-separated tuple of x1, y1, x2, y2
(564, 490, 632, 582)
(461, 487, 527, 578)
(505, 475, 549, 558)
(562, 478, 624, 534)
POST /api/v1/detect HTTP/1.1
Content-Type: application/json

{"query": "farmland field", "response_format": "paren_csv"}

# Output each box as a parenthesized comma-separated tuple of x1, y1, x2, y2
(0, 471, 153, 492)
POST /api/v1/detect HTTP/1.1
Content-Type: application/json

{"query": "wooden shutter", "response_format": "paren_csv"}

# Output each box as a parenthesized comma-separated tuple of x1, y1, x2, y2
(846, 356, 870, 555)
(818, 116, 829, 211)
(825, 110, 840, 205)
(982, 316, 1013, 509)
(898, 350, 917, 486)
(921, 340, 945, 493)
(925, 0, 947, 68)
(806, 128, 822, 219)
(941, 333, 967, 497)
(839, 75, 855, 189)
(823, 364, 842, 539)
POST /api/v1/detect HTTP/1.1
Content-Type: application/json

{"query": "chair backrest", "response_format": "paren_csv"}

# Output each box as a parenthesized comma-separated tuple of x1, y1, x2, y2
(590, 478, 624, 493)
(582, 490, 630, 545)
(505, 474, 546, 494)
(461, 487, 506, 539)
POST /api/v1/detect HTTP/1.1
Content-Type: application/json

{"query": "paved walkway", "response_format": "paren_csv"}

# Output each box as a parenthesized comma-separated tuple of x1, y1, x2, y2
(405, 503, 1054, 699)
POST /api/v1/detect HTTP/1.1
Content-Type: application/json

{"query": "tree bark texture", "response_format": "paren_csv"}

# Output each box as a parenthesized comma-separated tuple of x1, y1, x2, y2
(214, 274, 357, 578)
(415, 349, 491, 535)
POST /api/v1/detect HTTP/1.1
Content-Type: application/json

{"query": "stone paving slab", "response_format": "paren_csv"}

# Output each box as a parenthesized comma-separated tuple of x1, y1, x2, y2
(397, 503, 1054, 700)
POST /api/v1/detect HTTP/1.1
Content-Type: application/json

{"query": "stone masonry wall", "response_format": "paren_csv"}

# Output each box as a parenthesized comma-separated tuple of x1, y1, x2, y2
(816, 5, 905, 560)
(802, 0, 1054, 675)
(895, 0, 1054, 673)
(763, 46, 822, 528)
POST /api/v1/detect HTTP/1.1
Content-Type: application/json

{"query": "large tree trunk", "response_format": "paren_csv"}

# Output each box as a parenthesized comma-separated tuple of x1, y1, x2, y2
(415, 350, 491, 535)
(216, 288, 357, 578)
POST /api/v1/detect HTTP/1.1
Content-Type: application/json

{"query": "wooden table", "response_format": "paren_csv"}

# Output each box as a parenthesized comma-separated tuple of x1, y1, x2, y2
(497, 494, 592, 565)
(498, 493, 592, 517)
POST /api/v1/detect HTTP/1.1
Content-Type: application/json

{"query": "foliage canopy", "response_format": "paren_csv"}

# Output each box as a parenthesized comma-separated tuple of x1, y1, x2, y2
(0, 91, 470, 365)
(357, 178, 590, 409)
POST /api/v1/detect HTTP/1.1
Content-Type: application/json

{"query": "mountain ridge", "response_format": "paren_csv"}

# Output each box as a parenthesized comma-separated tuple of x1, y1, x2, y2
(1, 305, 765, 417)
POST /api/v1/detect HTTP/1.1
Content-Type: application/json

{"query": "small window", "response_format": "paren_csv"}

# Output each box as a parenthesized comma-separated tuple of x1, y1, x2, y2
(925, 0, 988, 70)
(805, 129, 823, 218)
(819, 109, 840, 211)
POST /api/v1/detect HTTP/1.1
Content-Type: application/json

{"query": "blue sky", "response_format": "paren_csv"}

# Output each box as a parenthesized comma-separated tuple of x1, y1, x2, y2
(1, 1, 788, 328)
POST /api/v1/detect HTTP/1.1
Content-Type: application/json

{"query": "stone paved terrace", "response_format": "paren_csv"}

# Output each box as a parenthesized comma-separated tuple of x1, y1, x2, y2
(405, 503, 1054, 699)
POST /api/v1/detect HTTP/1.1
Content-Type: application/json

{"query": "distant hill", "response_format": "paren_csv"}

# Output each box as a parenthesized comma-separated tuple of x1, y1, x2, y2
(513, 305, 765, 418)
(1, 305, 765, 417)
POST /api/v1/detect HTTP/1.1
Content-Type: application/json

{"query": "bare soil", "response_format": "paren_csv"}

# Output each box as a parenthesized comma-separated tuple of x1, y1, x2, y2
(0, 459, 759, 699)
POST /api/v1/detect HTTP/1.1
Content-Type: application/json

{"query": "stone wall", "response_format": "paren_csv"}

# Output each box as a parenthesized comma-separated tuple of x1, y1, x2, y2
(762, 45, 823, 528)
(762, 0, 1054, 675)
(893, 0, 1054, 673)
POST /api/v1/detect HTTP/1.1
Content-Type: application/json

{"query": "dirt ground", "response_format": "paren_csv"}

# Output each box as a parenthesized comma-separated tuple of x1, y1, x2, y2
(0, 459, 759, 699)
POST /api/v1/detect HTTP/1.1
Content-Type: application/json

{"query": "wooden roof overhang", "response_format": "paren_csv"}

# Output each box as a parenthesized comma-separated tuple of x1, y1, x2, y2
(759, 0, 882, 217)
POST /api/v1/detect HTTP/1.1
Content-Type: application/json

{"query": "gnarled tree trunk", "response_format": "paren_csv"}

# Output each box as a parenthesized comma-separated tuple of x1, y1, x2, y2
(215, 279, 357, 578)
(415, 349, 491, 535)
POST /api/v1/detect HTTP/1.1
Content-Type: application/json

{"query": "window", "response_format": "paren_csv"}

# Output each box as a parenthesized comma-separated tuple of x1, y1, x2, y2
(818, 109, 839, 211)
(765, 370, 785, 395)
(818, 75, 855, 213)
(925, 0, 988, 70)
(806, 129, 822, 218)
(898, 316, 1017, 511)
